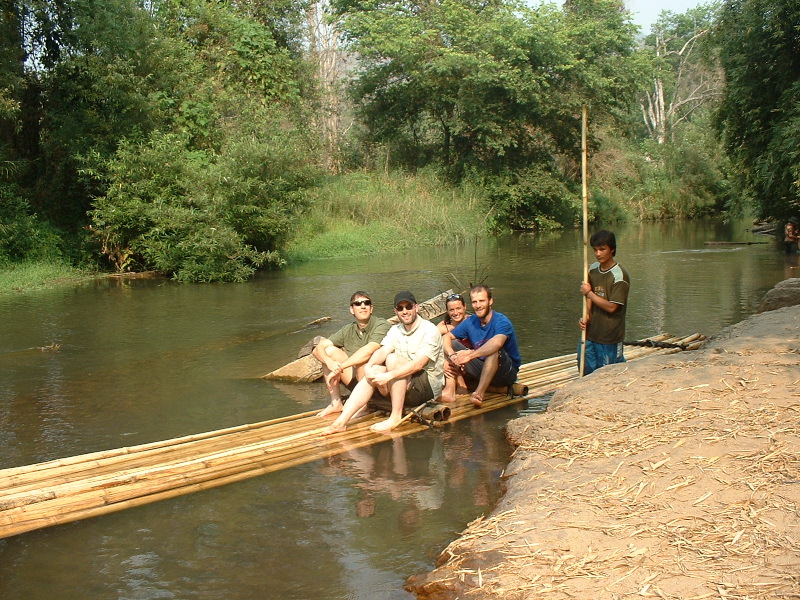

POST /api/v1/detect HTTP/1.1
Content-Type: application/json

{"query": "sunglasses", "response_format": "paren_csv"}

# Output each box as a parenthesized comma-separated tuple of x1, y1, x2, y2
(446, 293, 463, 302)
(395, 303, 414, 312)
(351, 299, 372, 307)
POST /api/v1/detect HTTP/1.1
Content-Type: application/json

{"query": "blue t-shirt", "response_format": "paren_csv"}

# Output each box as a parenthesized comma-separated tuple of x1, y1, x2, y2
(451, 311, 521, 369)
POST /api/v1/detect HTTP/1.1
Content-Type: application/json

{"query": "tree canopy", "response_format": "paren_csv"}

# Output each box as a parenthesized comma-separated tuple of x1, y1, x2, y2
(715, 0, 800, 220)
(334, 0, 642, 228)
(1, 0, 798, 280)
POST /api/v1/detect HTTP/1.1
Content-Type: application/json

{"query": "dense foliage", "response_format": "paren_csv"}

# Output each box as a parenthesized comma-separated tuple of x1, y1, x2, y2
(334, 0, 642, 229)
(1, 0, 320, 280)
(0, 0, 796, 281)
(715, 0, 800, 221)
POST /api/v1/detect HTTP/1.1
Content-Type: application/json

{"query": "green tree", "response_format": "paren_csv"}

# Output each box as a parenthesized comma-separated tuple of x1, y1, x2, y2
(87, 1, 321, 281)
(334, 0, 641, 228)
(0, 0, 321, 279)
(715, 0, 800, 220)
(90, 121, 317, 282)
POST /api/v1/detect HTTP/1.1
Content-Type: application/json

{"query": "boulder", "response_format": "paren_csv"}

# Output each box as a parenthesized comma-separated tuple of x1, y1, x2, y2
(757, 277, 800, 312)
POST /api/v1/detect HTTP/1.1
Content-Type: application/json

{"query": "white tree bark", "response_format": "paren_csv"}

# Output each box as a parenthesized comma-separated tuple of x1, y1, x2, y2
(307, 0, 346, 173)
(641, 28, 722, 145)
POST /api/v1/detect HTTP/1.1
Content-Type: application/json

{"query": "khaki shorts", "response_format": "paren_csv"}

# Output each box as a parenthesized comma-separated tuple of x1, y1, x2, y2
(367, 370, 434, 412)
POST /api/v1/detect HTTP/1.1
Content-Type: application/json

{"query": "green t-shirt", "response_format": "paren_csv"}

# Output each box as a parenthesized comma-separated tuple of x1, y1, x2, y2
(587, 261, 630, 345)
(328, 316, 391, 356)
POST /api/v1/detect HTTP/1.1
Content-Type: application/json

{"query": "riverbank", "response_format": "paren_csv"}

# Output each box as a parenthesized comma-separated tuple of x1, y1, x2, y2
(0, 260, 95, 296)
(407, 285, 800, 599)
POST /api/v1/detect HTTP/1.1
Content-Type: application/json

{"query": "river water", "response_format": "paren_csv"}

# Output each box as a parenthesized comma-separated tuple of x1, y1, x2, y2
(0, 220, 791, 600)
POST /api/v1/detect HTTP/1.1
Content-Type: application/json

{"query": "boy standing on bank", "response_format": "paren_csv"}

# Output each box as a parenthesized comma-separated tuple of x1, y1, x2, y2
(578, 230, 630, 376)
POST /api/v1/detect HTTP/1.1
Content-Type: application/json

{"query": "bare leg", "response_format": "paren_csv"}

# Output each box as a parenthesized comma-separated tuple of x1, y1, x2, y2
(370, 354, 409, 433)
(317, 397, 343, 418)
(322, 378, 373, 435)
(471, 352, 499, 408)
(316, 345, 351, 417)
(370, 378, 408, 433)
(456, 373, 469, 395)
(446, 342, 470, 398)
(441, 371, 458, 403)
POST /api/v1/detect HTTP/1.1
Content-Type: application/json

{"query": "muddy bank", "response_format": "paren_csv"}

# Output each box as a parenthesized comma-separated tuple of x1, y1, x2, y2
(408, 292, 800, 599)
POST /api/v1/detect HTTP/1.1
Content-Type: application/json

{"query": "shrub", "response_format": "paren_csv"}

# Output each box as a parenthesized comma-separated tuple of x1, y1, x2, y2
(0, 186, 63, 265)
(90, 121, 318, 282)
(480, 166, 580, 231)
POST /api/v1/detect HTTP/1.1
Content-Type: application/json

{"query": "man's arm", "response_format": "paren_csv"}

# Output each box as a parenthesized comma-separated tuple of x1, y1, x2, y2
(370, 353, 429, 387)
(367, 344, 392, 368)
(450, 334, 507, 365)
(312, 337, 337, 366)
(442, 332, 456, 357)
(341, 342, 381, 370)
(580, 281, 620, 314)
(587, 292, 620, 314)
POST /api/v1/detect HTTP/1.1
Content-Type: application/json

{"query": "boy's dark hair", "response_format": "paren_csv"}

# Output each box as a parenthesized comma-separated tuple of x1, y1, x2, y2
(590, 230, 617, 256)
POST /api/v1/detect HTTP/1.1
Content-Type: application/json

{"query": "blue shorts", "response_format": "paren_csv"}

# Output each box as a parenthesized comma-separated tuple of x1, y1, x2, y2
(577, 340, 625, 376)
(452, 340, 518, 387)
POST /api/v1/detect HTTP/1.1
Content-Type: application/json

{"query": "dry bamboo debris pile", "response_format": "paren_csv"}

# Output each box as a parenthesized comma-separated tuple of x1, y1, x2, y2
(416, 352, 799, 600)
(0, 333, 702, 540)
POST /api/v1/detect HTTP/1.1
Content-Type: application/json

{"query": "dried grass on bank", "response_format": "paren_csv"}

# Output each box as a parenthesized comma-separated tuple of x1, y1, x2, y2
(408, 315, 800, 600)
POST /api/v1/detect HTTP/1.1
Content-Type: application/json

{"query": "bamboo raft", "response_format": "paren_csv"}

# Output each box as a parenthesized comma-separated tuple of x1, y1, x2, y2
(0, 332, 704, 539)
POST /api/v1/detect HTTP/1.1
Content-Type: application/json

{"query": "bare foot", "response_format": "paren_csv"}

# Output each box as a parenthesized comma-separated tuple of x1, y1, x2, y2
(316, 401, 343, 418)
(321, 420, 347, 436)
(470, 392, 483, 408)
(370, 417, 401, 433)
(455, 384, 469, 395)
(441, 389, 457, 403)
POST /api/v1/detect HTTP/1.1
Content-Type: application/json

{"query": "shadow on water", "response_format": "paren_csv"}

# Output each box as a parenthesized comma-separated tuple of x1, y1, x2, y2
(0, 219, 791, 600)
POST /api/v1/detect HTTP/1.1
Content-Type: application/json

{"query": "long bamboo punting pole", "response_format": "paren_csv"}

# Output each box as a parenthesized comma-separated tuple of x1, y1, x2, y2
(579, 104, 589, 377)
(0, 334, 704, 539)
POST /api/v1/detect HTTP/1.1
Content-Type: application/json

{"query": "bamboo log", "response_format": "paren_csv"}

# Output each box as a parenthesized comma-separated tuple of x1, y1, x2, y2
(0, 333, 704, 539)
(0, 408, 322, 483)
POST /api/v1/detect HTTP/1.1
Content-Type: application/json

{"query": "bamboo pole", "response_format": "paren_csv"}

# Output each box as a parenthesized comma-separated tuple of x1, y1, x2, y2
(0, 408, 323, 483)
(580, 104, 589, 377)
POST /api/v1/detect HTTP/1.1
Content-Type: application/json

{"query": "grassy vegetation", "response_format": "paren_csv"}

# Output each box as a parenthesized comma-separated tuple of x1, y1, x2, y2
(286, 170, 492, 262)
(0, 260, 93, 296)
(589, 120, 733, 222)
(0, 147, 736, 293)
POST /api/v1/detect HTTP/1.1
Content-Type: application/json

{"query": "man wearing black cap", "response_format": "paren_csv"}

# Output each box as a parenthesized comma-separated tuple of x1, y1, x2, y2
(322, 291, 444, 434)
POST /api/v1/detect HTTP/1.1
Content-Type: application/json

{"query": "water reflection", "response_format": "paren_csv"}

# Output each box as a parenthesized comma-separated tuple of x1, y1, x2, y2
(0, 220, 792, 600)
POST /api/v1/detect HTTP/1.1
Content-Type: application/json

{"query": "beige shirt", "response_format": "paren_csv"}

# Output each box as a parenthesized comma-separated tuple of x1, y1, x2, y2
(381, 317, 444, 397)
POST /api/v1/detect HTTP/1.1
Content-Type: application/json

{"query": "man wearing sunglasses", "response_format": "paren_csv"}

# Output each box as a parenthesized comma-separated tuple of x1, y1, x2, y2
(322, 291, 444, 434)
(313, 291, 391, 417)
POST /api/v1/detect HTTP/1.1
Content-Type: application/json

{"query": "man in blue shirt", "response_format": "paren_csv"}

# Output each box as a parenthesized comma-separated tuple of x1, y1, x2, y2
(442, 284, 521, 407)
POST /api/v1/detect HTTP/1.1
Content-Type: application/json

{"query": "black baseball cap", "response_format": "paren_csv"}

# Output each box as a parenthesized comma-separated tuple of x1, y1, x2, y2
(393, 291, 416, 305)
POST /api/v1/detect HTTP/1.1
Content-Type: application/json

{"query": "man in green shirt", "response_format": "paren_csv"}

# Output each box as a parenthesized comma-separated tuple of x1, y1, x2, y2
(313, 291, 391, 417)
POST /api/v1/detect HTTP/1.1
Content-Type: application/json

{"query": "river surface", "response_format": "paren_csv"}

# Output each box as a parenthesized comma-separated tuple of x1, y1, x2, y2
(0, 220, 791, 600)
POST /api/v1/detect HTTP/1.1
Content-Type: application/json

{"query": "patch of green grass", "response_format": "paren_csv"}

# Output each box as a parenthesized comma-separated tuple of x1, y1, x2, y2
(286, 170, 490, 262)
(0, 260, 94, 295)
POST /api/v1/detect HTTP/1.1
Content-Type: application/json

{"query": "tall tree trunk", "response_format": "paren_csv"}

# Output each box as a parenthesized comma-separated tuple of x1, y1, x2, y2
(307, 0, 344, 174)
